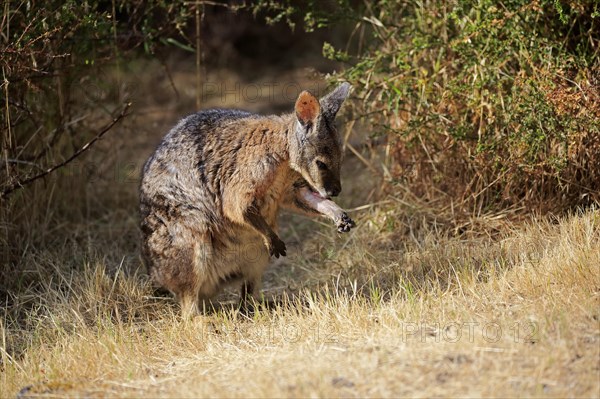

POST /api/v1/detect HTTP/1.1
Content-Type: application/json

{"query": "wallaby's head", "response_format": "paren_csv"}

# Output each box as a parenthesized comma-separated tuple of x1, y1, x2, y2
(289, 82, 351, 199)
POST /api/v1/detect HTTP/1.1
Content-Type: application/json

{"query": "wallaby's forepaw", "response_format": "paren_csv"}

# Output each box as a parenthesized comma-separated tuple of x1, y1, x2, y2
(268, 235, 287, 258)
(336, 212, 356, 233)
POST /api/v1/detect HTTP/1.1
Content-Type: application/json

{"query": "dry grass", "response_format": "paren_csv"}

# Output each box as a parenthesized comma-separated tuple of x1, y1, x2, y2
(1, 189, 598, 397)
(1, 63, 599, 398)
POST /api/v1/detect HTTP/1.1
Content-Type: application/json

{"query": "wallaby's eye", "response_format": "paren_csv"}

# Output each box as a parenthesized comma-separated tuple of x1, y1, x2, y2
(316, 160, 328, 171)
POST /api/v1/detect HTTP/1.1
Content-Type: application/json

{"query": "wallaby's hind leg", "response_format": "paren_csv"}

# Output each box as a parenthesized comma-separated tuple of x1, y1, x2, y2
(239, 245, 270, 311)
(240, 278, 261, 300)
(178, 292, 199, 317)
(240, 277, 262, 312)
(144, 225, 204, 317)
(162, 260, 201, 317)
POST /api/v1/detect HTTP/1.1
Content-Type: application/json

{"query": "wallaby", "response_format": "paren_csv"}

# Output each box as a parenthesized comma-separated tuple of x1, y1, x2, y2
(139, 82, 355, 315)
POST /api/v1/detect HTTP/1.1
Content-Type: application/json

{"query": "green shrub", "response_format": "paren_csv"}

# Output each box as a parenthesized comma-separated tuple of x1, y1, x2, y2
(321, 0, 599, 212)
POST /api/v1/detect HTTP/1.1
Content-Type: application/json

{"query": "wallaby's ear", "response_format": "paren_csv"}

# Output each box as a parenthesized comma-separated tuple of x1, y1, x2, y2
(320, 82, 351, 120)
(295, 91, 321, 126)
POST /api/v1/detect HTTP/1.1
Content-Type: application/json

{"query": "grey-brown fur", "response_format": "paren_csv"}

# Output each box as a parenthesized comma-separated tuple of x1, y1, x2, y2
(139, 83, 355, 315)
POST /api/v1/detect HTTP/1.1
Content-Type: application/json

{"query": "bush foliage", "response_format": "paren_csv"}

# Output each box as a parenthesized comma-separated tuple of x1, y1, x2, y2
(320, 0, 599, 212)
(0, 0, 191, 197)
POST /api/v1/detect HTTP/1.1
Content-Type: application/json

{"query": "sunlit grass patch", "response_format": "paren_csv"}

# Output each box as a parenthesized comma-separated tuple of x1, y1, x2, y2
(2, 206, 598, 397)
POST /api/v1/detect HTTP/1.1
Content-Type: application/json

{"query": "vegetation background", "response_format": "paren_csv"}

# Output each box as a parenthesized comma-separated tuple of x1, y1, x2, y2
(1, 0, 598, 397)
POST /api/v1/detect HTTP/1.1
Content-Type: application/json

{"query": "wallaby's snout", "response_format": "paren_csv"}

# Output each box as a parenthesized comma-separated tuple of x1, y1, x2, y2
(326, 182, 341, 198)
(327, 185, 342, 197)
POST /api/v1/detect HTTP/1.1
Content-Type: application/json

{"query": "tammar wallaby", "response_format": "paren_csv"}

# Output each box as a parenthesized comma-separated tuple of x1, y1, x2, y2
(139, 82, 355, 315)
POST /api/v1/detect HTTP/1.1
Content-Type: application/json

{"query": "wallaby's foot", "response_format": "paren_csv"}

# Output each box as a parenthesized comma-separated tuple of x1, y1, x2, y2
(239, 280, 260, 315)
(179, 295, 199, 319)
(336, 212, 356, 233)
(267, 234, 287, 258)
(239, 299, 256, 316)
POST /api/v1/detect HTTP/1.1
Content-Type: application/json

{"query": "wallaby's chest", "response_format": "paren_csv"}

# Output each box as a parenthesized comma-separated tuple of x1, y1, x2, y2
(258, 167, 294, 225)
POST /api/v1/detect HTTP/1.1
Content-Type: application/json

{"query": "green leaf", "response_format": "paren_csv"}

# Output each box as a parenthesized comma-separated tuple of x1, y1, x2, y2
(162, 37, 195, 53)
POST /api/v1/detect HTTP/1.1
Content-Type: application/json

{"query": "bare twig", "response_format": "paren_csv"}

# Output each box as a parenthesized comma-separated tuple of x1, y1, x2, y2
(1, 102, 131, 199)
(183, 1, 234, 7)
(0, 158, 44, 171)
(346, 141, 381, 176)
